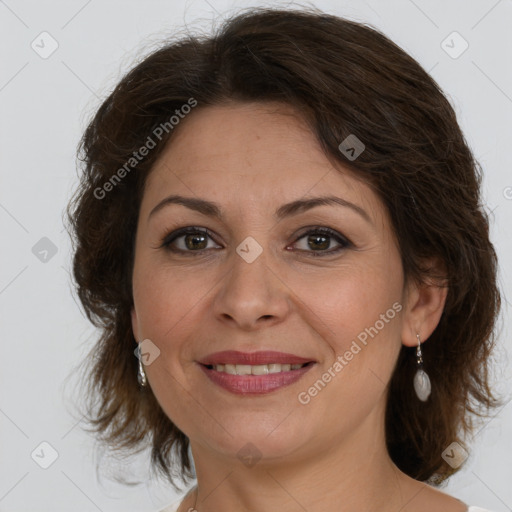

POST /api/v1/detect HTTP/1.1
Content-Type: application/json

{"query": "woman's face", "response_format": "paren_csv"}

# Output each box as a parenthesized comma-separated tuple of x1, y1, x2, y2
(131, 101, 421, 466)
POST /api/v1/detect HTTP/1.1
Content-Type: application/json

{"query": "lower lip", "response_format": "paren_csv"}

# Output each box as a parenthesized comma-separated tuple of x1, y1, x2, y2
(198, 363, 315, 395)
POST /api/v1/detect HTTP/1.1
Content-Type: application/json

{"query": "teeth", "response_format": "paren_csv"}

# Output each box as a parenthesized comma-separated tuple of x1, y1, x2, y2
(235, 364, 252, 376)
(211, 363, 307, 374)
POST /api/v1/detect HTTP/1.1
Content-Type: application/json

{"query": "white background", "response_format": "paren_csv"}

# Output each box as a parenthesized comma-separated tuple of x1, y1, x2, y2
(1, 0, 511, 511)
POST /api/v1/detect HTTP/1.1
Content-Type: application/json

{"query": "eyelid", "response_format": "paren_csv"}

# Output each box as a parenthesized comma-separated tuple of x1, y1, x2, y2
(160, 226, 221, 250)
(159, 225, 352, 255)
(290, 226, 352, 254)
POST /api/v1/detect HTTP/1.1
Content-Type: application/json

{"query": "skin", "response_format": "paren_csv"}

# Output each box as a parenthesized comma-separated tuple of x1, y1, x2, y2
(131, 101, 466, 512)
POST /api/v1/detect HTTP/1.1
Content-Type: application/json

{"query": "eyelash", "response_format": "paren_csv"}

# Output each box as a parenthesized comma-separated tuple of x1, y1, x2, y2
(159, 226, 352, 257)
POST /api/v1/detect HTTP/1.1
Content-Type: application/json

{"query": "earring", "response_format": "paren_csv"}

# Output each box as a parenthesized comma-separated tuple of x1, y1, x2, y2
(413, 333, 431, 401)
(136, 343, 147, 388)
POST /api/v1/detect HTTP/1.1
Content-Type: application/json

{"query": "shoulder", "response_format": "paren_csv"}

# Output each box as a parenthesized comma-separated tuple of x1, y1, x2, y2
(155, 500, 496, 512)
(392, 475, 480, 512)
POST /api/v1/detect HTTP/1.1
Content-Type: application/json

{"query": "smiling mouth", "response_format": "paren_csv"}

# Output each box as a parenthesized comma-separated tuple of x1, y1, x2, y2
(202, 362, 313, 375)
(198, 360, 316, 394)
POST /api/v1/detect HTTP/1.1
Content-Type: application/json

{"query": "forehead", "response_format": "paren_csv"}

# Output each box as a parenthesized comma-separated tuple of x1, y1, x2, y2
(141, 102, 382, 224)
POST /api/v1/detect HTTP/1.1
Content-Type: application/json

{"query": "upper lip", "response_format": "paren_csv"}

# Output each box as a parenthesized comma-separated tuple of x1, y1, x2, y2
(198, 350, 316, 366)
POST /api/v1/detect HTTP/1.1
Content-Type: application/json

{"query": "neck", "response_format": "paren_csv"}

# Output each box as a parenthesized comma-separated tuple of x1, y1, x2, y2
(184, 405, 416, 512)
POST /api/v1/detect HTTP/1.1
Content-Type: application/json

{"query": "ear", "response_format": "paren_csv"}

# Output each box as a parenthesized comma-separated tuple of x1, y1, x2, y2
(131, 306, 140, 341)
(401, 258, 448, 347)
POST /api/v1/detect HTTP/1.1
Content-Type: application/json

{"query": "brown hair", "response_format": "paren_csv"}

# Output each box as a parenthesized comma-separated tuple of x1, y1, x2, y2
(65, 6, 502, 489)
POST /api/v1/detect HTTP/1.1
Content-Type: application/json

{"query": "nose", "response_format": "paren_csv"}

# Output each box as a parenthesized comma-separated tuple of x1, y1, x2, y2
(211, 246, 291, 331)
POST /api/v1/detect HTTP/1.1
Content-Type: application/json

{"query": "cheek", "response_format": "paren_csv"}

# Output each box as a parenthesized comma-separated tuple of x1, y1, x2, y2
(132, 258, 210, 338)
(300, 260, 403, 397)
(299, 258, 403, 342)
(132, 263, 205, 425)
(297, 292, 402, 441)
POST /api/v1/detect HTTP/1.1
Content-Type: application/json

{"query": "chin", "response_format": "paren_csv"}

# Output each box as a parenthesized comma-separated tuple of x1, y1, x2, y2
(203, 415, 312, 461)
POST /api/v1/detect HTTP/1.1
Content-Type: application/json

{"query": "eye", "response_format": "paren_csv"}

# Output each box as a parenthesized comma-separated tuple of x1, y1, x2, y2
(159, 225, 352, 257)
(290, 227, 352, 256)
(161, 227, 221, 253)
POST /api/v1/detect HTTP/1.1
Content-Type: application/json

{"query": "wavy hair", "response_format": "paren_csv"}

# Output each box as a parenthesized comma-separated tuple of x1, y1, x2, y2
(65, 6, 502, 489)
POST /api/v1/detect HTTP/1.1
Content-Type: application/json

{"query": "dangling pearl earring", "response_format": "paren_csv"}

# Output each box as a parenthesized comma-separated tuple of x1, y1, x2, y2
(413, 333, 431, 401)
(136, 342, 147, 388)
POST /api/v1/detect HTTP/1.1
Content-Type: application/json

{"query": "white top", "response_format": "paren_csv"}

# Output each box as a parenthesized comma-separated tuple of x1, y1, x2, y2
(159, 501, 179, 512)
(159, 502, 493, 512)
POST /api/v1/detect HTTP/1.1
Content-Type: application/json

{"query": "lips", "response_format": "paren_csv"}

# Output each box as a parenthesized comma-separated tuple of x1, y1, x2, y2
(199, 364, 314, 394)
(197, 350, 316, 395)
(198, 350, 315, 366)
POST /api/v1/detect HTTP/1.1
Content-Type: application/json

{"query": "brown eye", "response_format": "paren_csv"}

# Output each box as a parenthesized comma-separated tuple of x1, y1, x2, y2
(161, 227, 220, 253)
(292, 227, 351, 256)
(183, 232, 208, 250)
(160, 226, 351, 257)
(306, 234, 330, 251)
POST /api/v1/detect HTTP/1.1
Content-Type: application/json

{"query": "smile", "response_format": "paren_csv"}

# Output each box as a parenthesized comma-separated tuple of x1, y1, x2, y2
(205, 362, 310, 375)
(198, 361, 315, 394)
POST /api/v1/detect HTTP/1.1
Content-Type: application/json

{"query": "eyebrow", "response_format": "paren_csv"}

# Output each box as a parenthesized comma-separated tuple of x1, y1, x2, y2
(147, 194, 372, 224)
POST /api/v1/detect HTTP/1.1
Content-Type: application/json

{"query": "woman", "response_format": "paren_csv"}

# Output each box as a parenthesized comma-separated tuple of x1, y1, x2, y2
(66, 7, 502, 512)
